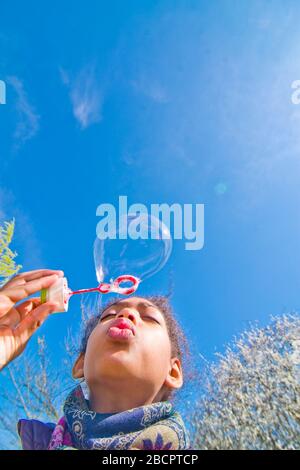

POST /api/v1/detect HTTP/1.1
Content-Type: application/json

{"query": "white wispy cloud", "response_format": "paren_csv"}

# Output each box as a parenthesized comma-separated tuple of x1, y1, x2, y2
(7, 76, 40, 150)
(131, 75, 169, 103)
(60, 65, 103, 129)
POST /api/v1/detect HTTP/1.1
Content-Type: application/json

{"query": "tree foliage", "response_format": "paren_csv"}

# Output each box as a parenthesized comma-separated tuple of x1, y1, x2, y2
(0, 219, 22, 287)
(190, 314, 300, 450)
(0, 337, 67, 449)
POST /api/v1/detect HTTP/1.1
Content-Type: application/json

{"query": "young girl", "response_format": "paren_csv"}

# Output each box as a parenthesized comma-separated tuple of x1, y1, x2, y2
(18, 295, 191, 450)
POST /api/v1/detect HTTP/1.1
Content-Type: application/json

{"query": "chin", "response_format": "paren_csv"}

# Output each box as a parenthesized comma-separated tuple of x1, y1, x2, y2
(93, 356, 137, 376)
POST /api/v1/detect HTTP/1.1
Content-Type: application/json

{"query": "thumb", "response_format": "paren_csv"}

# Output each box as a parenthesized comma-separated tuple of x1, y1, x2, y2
(13, 301, 59, 346)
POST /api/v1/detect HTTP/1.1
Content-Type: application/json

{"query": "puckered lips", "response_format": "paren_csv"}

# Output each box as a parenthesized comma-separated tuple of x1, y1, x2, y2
(107, 317, 136, 340)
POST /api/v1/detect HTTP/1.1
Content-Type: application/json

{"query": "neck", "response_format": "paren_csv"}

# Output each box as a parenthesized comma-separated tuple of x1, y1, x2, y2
(87, 379, 164, 413)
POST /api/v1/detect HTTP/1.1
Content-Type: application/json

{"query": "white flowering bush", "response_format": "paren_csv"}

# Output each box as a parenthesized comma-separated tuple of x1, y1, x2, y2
(190, 314, 300, 449)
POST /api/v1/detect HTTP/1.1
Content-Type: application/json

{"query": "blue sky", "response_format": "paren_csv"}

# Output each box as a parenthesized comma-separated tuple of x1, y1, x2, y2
(1, 0, 300, 429)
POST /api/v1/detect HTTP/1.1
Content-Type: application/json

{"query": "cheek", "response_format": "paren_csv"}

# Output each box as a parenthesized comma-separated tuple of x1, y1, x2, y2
(142, 329, 171, 362)
(84, 326, 105, 362)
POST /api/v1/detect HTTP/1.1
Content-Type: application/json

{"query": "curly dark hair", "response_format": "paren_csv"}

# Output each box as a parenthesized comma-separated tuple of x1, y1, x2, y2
(79, 295, 192, 402)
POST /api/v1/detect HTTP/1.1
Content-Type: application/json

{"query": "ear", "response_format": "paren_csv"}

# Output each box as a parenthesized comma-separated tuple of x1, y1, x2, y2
(72, 352, 85, 379)
(164, 357, 183, 392)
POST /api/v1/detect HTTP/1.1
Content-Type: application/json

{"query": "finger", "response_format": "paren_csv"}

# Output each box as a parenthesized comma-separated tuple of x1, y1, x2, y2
(1, 273, 61, 305)
(13, 301, 59, 346)
(1, 269, 64, 290)
(3, 300, 37, 328)
(16, 297, 41, 320)
(0, 297, 40, 324)
(17, 296, 41, 309)
(0, 295, 17, 319)
(0, 307, 20, 328)
(18, 269, 64, 282)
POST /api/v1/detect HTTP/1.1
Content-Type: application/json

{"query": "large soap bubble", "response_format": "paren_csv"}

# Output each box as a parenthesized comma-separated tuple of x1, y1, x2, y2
(94, 213, 172, 287)
(41, 213, 172, 311)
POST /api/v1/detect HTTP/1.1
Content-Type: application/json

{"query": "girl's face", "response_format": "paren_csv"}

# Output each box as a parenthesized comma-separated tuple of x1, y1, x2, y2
(82, 296, 180, 400)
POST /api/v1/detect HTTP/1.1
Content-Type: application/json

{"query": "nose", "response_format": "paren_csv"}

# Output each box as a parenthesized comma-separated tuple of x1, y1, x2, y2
(116, 308, 137, 325)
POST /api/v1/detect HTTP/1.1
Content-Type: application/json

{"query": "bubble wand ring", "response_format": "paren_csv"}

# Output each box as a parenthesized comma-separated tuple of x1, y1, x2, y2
(109, 275, 141, 295)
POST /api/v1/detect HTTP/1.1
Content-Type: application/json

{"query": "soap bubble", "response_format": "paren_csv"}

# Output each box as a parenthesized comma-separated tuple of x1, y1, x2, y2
(94, 213, 172, 284)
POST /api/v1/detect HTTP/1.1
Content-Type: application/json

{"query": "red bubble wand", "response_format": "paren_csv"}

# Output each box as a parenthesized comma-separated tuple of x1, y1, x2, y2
(40, 275, 141, 313)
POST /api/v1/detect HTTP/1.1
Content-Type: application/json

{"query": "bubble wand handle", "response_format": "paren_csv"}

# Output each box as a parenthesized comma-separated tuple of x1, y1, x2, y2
(70, 287, 101, 295)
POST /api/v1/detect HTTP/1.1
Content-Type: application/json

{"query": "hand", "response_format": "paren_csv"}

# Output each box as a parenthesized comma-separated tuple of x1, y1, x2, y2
(0, 269, 64, 371)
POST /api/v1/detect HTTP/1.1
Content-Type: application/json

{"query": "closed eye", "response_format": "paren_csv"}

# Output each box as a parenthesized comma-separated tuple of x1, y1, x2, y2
(144, 316, 160, 324)
(100, 313, 116, 321)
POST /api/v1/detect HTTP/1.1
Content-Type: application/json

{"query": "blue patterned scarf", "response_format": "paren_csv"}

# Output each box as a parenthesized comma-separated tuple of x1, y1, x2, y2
(48, 383, 190, 450)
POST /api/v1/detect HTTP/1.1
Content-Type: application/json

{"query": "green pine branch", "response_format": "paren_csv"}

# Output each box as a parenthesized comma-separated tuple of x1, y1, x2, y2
(0, 219, 22, 287)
